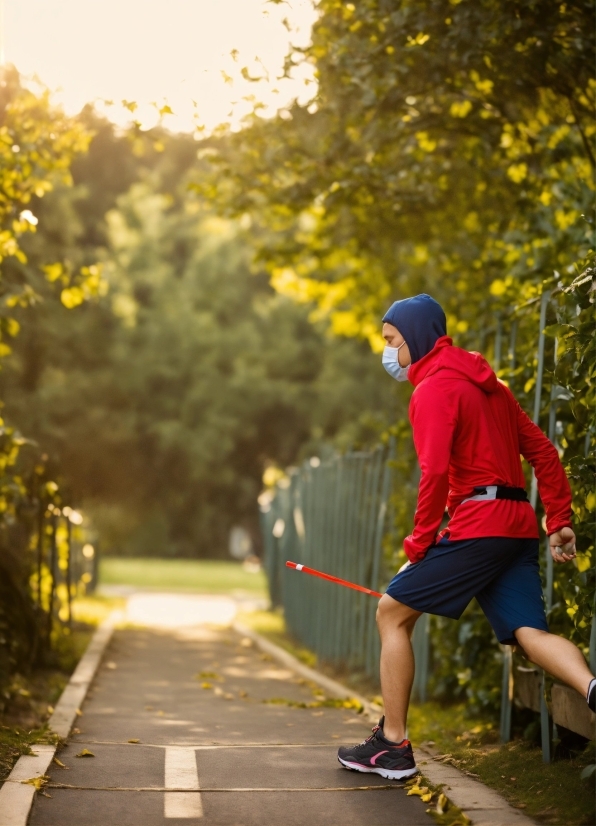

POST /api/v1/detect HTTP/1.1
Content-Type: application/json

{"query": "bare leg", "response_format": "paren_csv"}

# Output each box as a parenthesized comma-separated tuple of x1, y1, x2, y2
(376, 594, 422, 743)
(515, 627, 594, 697)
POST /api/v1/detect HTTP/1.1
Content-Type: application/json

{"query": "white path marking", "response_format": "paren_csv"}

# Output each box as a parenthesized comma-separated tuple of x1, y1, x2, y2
(164, 747, 203, 819)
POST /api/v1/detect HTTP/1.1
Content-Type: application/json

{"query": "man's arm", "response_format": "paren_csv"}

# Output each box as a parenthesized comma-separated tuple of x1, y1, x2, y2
(513, 392, 575, 560)
(403, 384, 458, 563)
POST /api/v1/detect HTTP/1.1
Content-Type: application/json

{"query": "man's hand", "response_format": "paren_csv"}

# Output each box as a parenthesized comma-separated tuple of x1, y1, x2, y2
(549, 527, 577, 564)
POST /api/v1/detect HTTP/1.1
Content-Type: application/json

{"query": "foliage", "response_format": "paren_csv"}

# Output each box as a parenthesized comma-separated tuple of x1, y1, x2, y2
(0, 68, 101, 697)
(197, 0, 594, 347)
(546, 257, 595, 647)
(4, 158, 398, 556)
(201, 0, 595, 709)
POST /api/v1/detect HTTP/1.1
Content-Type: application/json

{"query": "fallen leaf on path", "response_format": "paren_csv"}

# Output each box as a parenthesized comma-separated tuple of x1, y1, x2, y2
(21, 775, 49, 789)
(436, 793, 448, 814)
(145, 705, 154, 711)
(156, 710, 165, 716)
(213, 687, 224, 697)
(75, 709, 83, 717)
(198, 671, 220, 680)
(75, 749, 95, 758)
(238, 690, 248, 698)
(223, 693, 234, 700)
(52, 758, 68, 769)
(407, 784, 430, 797)
(71, 728, 81, 735)
(201, 682, 213, 689)
(127, 739, 140, 744)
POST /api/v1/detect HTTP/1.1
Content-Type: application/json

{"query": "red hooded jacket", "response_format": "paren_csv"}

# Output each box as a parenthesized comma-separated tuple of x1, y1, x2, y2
(403, 336, 573, 563)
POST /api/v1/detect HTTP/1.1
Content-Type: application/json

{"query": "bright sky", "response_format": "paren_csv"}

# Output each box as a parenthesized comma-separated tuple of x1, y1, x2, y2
(2, 0, 317, 133)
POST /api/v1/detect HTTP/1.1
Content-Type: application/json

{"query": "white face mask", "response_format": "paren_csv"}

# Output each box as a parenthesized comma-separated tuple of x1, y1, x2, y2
(382, 342, 410, 382)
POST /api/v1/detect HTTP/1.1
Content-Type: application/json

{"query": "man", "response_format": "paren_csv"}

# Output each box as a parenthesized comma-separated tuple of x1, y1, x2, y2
(338, 293, 596, 780)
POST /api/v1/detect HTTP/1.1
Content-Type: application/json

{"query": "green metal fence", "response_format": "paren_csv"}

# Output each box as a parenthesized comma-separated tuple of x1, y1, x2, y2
(260, 444, 394, 681)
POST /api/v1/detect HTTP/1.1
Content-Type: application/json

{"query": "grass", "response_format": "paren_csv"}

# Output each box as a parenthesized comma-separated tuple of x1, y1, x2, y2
(0, 627, 90, 783)
(71, 592, 126, 626)
(408, 702, 595, 826)
(243, 607, 596, 826)
(0, 593, 124, 786)
(99, 557, 268, 596)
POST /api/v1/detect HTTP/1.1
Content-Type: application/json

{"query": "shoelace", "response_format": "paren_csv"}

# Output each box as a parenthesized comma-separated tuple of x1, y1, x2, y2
(354, 724, 381, 748)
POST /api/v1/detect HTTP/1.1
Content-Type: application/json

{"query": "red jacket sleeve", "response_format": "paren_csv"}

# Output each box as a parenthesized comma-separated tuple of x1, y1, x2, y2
(403, 383, 458, 563)
(514, 399, 573, 535)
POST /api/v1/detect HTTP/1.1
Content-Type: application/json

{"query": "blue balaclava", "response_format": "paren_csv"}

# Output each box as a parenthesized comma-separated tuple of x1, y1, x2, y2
(382, 294, 447, 364)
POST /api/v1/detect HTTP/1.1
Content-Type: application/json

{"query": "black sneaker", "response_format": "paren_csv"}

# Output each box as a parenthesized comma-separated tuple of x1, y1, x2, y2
(337, 716, 418, 781)
(588, 680, 596, 713)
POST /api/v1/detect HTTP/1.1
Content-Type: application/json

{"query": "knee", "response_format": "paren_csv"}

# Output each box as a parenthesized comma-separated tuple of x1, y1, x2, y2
(515, 626, 549, 655)
(376, 594, 419, 635)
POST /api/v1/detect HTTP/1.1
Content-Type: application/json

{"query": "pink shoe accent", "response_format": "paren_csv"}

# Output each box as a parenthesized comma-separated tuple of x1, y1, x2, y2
(369, 750, 389, 766)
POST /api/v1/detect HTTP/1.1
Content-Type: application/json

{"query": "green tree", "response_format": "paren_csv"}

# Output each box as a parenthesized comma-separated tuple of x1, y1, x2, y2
(0, 67, 97, 691)
(198, 0, 595, 707)
(4, 131, 401, 558)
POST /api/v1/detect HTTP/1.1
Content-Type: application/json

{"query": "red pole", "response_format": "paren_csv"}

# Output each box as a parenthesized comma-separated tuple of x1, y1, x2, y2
(285, 560, 383, 599)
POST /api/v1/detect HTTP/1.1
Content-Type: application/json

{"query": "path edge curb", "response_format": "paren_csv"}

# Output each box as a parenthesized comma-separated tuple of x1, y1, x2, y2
(232, 621, 537, 826)
(0, 611, 120, 826)
(233, 621, 380, 719)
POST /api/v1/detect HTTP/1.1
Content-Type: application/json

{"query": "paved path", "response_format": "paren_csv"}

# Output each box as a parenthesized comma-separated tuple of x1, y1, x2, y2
(29, 596, 434, 826)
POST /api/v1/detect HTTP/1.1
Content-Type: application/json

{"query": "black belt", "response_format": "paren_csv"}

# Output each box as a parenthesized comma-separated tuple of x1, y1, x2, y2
(461, 485, 528, 505)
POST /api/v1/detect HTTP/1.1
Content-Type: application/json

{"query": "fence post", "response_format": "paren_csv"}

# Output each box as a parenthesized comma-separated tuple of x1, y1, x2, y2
(46, 510, 58, 644)
(530, 290, 550, 509)
(500, 290, 552, 757)
(366, 440, 394, 677)
(36, 495, 45, 609)
(530, 290, 552, 763)
(65, 514, 73, 629)
(508, 319, 518, 369)
(499, 646, 513, 742)
(412, 613, 430, 703)
(544, 339, 559, 615)
(587, 430, 596, 676)
(494, 314, 502, 371)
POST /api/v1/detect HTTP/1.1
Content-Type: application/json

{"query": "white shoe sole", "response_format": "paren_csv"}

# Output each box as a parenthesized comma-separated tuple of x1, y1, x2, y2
(338, 756, 419, 781)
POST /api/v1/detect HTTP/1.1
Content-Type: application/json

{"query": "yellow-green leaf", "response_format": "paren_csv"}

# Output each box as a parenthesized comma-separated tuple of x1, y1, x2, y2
(60, 287, 85, 309)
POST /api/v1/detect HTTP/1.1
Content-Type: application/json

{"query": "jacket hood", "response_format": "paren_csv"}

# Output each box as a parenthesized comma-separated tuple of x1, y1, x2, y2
(409, 336, 499, 393)
(382, 294, 447, 364)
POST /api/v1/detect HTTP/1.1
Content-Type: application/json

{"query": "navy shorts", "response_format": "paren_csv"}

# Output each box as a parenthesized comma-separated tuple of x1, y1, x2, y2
(385, 536, 548, 645)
